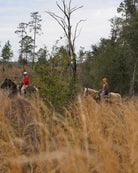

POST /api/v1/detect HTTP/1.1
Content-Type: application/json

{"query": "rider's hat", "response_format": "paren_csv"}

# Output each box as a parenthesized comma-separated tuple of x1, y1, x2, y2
(102, 78, 107, 81)
(24, 72, 27, 75)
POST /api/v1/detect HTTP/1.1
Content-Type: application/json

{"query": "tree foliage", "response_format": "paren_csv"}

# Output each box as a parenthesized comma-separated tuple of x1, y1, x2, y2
(15, 22, 28, 64)
(1, 41, 13, 63)
(36, 46, 49, 65)
(29, 12, 42, 68)
(20, 35, 34, 63)
(1, 41, 13, 72)
(117, 0, 137, 18)
(79, 1, 138, 96)
(35, 64, 73, 112)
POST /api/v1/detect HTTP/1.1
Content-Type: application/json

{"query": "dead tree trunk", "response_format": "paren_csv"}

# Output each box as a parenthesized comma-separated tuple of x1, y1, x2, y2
(129, 57, 138, 97)
(46, 0, 84, 80)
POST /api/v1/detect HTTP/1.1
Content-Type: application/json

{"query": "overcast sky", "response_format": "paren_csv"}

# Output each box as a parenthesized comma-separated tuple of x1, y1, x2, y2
(0, 0, 122, 61)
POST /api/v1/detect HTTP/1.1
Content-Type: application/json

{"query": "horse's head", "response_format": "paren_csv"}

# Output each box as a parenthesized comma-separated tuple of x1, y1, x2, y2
(83, 87, 88, 97)
(1, 78, 17, 89)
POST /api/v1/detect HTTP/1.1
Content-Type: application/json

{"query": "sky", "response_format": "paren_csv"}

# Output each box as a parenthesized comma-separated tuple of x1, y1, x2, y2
(0, 0, 122, 61)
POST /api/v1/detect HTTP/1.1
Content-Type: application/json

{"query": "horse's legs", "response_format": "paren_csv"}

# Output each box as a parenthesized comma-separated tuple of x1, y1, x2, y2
(8, 89, 17, 98)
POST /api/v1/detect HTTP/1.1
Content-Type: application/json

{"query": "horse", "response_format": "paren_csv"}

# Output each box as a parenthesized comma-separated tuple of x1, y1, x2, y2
(1, 78, 40, 98)
(20, 84, 39, 95)
(1, 78, 20, 97)
(103, 92, 121, 104)
(83, 87, 121, 104)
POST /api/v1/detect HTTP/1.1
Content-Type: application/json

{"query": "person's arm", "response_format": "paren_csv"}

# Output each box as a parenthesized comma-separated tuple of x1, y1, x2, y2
(21, 76, 26, 85)
(21, 80, 24, 85)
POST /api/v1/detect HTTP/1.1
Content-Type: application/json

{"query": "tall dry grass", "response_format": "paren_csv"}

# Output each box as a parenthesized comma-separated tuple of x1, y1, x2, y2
(0, 90, 137, 173)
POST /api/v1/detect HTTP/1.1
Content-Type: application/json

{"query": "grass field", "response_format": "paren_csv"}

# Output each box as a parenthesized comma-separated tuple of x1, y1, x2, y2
(0, 87, 137, 173)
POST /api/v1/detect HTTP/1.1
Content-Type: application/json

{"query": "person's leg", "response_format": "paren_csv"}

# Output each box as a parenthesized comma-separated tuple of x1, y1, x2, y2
(100, 92, 105, 102)
(21, 85, 26, 95)
(24, 85, 29, 94)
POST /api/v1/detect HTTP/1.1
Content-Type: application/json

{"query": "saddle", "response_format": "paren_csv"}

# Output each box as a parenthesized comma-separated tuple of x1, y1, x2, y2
(103, 93, 110, 98)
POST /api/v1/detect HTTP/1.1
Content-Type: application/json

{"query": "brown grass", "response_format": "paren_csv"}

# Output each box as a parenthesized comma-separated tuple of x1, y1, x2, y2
(0, 88, 137, 173)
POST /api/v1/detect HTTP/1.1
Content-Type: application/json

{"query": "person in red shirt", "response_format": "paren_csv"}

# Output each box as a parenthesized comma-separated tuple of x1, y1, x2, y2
(21, 72, 29, 95)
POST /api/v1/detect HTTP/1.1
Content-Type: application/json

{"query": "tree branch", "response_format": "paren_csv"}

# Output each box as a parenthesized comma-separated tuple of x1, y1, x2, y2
(73, 19, 86, 47)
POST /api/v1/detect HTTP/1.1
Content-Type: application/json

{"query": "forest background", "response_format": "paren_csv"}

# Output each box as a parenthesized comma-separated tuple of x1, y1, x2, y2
(0, 1, 138, 172)
(0, 0, 138, 110)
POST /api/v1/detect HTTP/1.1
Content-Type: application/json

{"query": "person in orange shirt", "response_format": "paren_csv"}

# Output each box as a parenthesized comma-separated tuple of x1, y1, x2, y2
(100, 78, 109, 101)
(21, 72, 29, 95)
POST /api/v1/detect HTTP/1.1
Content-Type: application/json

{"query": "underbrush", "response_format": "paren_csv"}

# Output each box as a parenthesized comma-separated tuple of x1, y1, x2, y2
(0, 92, 137, 173)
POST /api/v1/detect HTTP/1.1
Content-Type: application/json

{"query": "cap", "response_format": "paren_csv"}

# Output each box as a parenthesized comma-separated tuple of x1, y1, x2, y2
(102, 78, 107, 81)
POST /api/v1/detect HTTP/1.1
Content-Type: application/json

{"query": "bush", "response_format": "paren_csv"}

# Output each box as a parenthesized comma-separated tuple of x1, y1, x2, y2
(35, 64, 76, 111)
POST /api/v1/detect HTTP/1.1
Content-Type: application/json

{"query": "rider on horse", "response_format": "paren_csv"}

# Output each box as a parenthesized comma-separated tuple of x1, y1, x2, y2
(100, 78, 109, 101)
(21, 72, 29, 95)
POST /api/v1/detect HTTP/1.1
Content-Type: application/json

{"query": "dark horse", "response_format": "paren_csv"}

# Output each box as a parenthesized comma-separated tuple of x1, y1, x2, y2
(1, 78, 20, 97)
(1, 78, 40, 97)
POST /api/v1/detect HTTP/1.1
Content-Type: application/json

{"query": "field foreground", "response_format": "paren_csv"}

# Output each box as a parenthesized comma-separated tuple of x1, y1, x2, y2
(0, 91, 138, 173)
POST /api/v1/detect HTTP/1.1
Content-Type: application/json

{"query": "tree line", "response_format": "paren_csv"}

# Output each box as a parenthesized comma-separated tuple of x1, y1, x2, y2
(79, 0, 138, 97)
(0, 0, 137, 110)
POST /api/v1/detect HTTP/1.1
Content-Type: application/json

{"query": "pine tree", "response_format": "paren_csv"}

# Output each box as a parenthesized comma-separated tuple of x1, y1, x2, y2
(28, 12, 42, 69)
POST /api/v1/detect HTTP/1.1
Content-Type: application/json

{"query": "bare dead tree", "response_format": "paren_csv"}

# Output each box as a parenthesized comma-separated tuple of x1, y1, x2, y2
(129, 57, 138, 97)
(46, 0, 85, 80)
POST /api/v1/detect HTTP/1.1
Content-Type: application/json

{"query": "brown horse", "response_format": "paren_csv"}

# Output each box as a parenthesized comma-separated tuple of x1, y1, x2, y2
(1, 78, 20, 97)
(1, 78, 39, 97)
